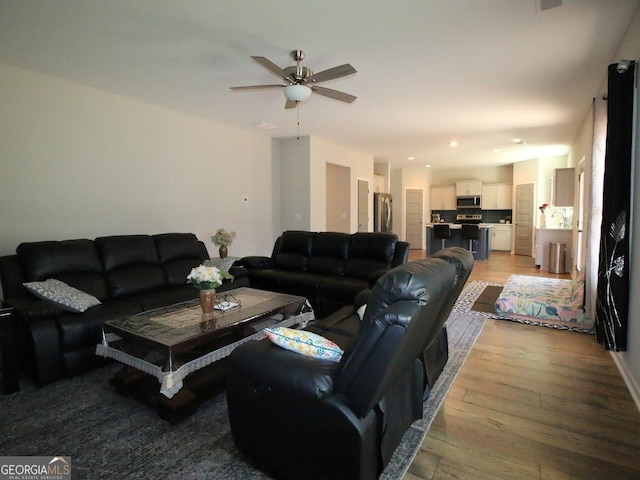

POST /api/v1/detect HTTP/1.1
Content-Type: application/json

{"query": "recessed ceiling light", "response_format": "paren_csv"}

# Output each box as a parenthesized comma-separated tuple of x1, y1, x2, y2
(408, 156, 415, 160)
(425, 164, 431, 168)
(449, 140, 458, 147)
(512, 138, 525, 145)
(253, 122, 279, 130)
(493, 148, 501, 152)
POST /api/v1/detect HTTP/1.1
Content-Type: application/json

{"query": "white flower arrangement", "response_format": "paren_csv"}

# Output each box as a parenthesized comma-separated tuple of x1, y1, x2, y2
(211, 228, 236, 247)
(186, 265, 233, 290)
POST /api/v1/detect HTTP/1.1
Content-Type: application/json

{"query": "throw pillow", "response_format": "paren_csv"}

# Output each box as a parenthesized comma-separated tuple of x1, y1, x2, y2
(264, 326, 343, 363)
(204, 257, 237, 272)
(23, 278, 101, 313)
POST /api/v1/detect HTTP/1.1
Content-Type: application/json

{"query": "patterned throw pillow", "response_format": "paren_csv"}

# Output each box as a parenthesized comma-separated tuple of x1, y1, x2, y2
(23, 278, 101, 313)
(264, 327, 344, 363)
(204, 257, 237, 272)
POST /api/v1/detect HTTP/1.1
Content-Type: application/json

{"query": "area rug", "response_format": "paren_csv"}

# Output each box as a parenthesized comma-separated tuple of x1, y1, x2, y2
(0, 284, 490, 480)
(517, 255, 537, 267)
(471, 280, 595, 334)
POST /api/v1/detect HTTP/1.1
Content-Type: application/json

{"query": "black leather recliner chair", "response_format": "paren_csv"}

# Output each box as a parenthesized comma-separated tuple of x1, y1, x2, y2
(226, 255, 463, 480)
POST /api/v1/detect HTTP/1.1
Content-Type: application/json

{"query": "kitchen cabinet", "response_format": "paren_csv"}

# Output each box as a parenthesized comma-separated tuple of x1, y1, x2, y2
(430, 185, 456, 210)
(481, 184, 512, 210)
(553, 168, 575, 207)
(374, 174, 386, 193)
(490, 224, 512, 251)
(455, 180, 482, 197)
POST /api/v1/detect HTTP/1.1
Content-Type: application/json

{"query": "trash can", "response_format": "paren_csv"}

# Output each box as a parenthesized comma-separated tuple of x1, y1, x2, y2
(548, 242, 566, 274)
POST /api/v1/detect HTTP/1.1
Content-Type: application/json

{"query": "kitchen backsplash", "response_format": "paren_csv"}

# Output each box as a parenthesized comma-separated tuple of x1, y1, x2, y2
(431, 209, 512, 223)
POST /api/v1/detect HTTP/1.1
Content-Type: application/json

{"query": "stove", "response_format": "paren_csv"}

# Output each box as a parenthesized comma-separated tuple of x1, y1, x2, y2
(454, 214, 483, 224)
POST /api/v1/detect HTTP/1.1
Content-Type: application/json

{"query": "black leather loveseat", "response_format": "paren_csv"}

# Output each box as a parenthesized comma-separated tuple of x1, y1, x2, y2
(226, 248, 473, 480)
(239, 231, 410, 318)
(0, 233, 247, 387)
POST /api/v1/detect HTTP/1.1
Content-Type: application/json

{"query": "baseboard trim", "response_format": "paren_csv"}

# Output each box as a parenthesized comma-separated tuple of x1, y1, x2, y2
(610, 351, 640, 413)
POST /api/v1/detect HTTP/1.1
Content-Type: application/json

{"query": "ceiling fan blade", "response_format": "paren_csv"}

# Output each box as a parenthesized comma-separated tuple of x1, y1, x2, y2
(285, 99, 297, 109)
(251, 56, 292, 81)
(305, 64, 357, 84)
(311, 86, 357, 103)
(230, 84, 285, 91)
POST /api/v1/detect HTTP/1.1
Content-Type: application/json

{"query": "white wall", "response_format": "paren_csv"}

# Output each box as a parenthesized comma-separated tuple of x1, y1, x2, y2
(276, 136, 311, 233)
(0, 62, 277, 259)
(431, 165, 513, 185)
(389, 166, 432, 245)
(309, 136, 374, 233)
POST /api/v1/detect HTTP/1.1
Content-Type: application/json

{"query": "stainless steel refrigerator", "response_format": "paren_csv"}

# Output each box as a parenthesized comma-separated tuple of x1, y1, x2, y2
(373, 193, 393, 233)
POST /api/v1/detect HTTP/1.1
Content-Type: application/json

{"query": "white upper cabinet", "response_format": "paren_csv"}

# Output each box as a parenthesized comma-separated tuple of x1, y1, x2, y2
(481, 184, 512, 210)
(456, 180, 482, 196)
(430, 185, 457, 210)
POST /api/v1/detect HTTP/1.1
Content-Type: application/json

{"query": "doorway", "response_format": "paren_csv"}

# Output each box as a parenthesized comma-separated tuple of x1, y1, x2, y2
(514, 183, 534, 256)
(405, 188, 424, 249)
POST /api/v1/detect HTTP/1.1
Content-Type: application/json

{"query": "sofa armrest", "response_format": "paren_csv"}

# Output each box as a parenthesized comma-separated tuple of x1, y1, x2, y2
(229, 338, 340, 400)
(367, 269, 388, 287)
(239, 256, 274, 269)
(4, 295, 65, 321)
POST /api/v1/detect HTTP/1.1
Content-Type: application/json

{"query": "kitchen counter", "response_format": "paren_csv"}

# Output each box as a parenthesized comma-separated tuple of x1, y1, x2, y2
(426, 224, 491, 260)
(535, 228, 572, 271)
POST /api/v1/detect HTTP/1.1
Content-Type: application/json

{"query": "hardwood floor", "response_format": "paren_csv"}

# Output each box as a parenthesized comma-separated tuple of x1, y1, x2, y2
(405, 251, 640, 479)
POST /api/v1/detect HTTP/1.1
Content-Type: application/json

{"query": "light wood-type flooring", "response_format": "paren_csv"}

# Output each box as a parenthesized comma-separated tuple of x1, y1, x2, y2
(404, 251, 640, 479)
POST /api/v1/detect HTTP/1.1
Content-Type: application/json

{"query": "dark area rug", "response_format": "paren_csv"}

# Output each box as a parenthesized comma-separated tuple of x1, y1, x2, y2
(471, 285, 503, 313)
(0, 284, 491, 479)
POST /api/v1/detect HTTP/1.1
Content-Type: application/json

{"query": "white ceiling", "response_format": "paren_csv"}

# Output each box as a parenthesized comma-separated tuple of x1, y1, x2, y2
(1, 0, 638, 170)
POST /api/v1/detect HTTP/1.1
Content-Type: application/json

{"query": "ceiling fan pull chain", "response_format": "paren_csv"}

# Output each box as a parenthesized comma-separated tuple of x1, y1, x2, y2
(296, 103, 301, 140)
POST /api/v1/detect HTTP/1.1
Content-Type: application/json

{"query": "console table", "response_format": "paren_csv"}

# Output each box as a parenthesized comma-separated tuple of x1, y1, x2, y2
(0, 301, 20, 394)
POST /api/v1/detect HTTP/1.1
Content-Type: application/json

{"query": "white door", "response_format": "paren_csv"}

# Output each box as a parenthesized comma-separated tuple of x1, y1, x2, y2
(514, 183, 534, 256)
(357, 179, 369, 232)
(405, 188, 424, 249)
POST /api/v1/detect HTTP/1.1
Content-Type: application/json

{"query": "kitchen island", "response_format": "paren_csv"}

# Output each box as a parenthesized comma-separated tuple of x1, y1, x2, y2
(426, 224, 492, 260)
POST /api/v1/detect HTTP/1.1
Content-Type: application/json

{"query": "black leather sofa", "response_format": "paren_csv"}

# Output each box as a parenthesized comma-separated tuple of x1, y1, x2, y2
(239, 231, 410, 318)
(0, 233, 248, 387)
(226, 247, 473, 480)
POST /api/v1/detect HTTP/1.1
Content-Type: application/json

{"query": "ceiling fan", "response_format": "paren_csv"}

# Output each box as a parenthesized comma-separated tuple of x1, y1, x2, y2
(230, 50, 357, 109)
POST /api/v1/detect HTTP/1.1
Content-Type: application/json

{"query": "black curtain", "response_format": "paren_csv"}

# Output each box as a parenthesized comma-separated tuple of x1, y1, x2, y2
(595, 62, 635, 351)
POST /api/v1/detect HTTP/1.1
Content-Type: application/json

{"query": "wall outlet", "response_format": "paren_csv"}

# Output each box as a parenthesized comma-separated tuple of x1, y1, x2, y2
(294, 213, 301, 221)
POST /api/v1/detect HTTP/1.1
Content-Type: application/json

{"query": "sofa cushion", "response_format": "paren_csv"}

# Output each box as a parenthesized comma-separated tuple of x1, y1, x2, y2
(16, 239, 109, 299)
(264, 327, 344, 363)
(273, 231, 314, 271)
(307, 232, 350, 276)
(95, 235, 167, 297)
(57, 299, 143, 352)
(344, 233, 397, 279)
(95, 235, 160, 271)
(154, 233, 209, 286)
(23, 279, 102, 313)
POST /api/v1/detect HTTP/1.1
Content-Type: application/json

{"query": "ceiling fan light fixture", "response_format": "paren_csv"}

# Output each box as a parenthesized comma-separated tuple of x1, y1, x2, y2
(284, 84, 312, 102)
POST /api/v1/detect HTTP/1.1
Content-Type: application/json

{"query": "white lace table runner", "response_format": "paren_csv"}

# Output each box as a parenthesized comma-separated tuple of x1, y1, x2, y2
(96, 310, 314, 398)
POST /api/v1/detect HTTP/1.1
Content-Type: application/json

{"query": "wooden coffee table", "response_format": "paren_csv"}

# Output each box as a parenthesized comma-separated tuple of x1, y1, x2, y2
(97, 287, 310, 422)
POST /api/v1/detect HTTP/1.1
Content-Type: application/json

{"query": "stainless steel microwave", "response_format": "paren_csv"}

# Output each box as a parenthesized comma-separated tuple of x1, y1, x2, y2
(456, 196, 481, 209)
